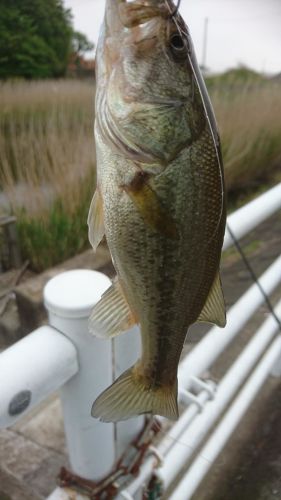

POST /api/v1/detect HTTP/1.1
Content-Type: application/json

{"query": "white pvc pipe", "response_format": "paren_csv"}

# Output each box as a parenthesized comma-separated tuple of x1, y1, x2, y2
(0, 325, 78, 428)
(171, 335, 281, 500)
(157, 298, 281, 489)
(118, 382, 216, 499)
(47, 487, 88, 500)
(223, 182, 281, 250)
(44, 270, 115, 480)
(179, 253, 281, 389)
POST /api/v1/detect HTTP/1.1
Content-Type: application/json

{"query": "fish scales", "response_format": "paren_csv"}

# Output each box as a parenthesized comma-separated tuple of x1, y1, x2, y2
(88, 0, 226, 422)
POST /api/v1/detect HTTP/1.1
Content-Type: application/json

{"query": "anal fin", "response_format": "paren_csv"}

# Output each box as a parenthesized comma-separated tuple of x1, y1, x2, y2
(197, 272, 226, 327)
(87, 188, 105, 252)
(89, 278, 137, 338)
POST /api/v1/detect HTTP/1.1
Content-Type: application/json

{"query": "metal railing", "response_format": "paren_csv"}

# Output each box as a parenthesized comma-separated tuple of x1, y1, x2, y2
(0, 182, 280, 499)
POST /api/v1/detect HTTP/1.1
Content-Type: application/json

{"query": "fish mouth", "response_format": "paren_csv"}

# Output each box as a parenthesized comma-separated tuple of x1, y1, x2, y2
(105, 0, 174, 33)
(119, 1, 168, 28)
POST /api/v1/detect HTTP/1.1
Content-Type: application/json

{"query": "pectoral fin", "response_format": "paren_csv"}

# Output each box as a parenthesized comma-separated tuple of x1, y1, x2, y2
(87, 188, 105, 252)
(89, 278, 137, 338)
(122, 172, 179, 239)
(197, 272, 226, 327)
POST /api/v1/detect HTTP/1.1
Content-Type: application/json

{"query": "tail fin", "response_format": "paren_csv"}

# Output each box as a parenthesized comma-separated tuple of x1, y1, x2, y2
(91, 366, 179, 422)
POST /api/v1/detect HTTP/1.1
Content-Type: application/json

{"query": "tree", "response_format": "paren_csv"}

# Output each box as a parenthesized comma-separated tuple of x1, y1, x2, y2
(0, 0, 73, 79)
(69, 31, 95, 76)
(72, 32, 94, 58)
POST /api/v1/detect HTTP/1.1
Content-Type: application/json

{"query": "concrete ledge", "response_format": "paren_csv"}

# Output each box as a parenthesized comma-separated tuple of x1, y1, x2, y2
(0, 425, 67, 499)
(14, 246, 113, 334)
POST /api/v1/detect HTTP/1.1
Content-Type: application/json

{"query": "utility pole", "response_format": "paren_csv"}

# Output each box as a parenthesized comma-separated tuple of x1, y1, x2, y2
(201, 17, 209, 72)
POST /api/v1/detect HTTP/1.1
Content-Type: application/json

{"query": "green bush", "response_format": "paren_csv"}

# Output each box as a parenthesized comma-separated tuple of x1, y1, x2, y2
(0, 0, 72, 79)
(17, 176, 95, 271)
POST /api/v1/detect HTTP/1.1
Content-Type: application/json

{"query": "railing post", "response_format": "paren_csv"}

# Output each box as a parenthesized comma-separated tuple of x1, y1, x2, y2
(44, 269, 115, 480)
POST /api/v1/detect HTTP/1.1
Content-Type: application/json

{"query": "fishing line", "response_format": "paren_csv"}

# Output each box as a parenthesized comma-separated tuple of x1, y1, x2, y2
(170, 0, 182, 18)
(226, 222, 281, 330)
(149, 417, 218, 467)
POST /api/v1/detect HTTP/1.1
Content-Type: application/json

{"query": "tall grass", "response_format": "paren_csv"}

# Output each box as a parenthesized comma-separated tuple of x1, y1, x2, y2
(0, 80, 96, 270)
(0, 76, 280, 271)
(0, 80, 95, 212)
(209, 79, 281, 192)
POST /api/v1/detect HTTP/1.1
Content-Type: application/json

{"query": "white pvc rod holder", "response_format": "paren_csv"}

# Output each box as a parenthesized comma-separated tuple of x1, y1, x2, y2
(118, 256, 281, 497)
(44, 269, 143, 480)
(123, 293, 281, 498)
(179, 253, 281, 389)
(44, 269, 114, 480)
(158, 298, 281, 489)
(171, 336, 281, 500)
(0, 325, 78, 428)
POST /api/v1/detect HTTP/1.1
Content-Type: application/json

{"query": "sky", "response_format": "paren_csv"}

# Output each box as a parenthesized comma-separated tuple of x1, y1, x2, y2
(64, 0, 281, 75)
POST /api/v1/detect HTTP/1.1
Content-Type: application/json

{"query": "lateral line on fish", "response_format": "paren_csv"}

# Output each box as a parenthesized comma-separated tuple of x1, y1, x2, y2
(186, 53, 225, 231)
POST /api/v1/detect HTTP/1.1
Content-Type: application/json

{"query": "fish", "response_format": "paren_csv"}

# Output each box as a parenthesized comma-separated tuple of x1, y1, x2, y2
(88, 0, 226, 423)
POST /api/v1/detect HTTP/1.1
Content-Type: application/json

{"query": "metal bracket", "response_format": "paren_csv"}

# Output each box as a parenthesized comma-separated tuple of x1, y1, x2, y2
(189, 376, 217, 399)
(178, 377, 217, 411)
(148, 445, 164, 467)
(178, 388, 205, 411)
(119, 491, 134, 500)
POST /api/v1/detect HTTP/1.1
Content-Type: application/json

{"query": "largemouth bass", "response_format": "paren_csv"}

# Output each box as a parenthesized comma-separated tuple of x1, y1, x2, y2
(88, 0, 226, 422)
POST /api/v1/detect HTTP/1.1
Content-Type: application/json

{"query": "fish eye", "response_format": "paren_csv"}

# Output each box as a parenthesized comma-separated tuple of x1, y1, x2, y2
(170, 33, 186, 51)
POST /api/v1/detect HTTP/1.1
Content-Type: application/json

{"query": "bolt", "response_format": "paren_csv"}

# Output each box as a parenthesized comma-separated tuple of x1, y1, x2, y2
(8, 390, 31, 416)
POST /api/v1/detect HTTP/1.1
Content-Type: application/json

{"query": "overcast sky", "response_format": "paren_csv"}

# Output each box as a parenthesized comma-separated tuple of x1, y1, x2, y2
(64, 0, 281, 74)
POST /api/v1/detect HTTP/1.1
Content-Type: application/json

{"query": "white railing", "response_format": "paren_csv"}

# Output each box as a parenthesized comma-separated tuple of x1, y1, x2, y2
(0, 182, 280, 499)
(0, 269, 143, 483)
